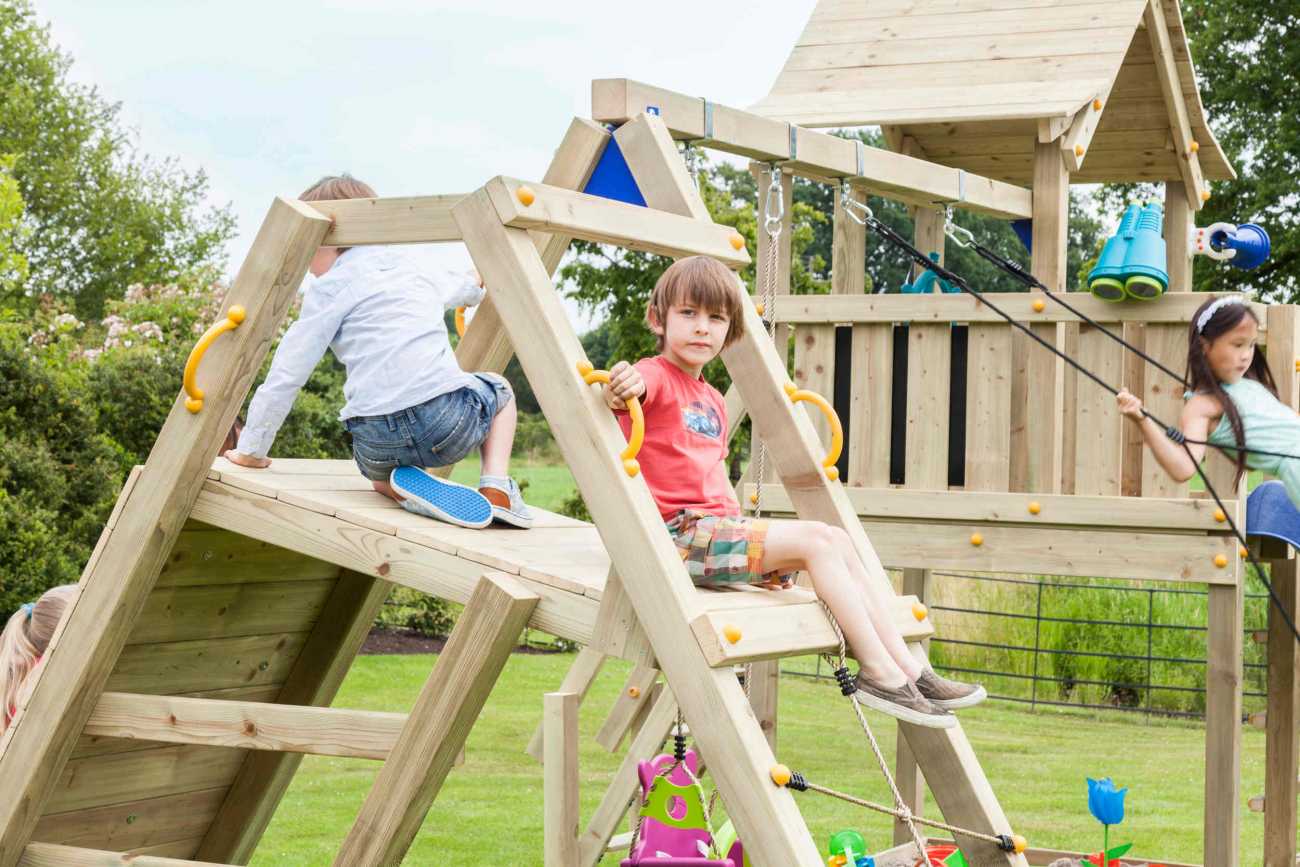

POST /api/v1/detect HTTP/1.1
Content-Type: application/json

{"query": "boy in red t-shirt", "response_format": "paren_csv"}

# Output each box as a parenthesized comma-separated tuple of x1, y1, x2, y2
(602, 256, 982, 728)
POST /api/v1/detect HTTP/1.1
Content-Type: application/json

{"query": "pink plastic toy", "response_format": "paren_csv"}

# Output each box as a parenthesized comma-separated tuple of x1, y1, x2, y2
(621, 748, 744, 867)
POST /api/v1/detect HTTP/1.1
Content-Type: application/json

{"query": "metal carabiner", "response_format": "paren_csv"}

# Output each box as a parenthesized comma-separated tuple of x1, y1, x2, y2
(943, 205, 975, 249)
(763, 164, 785, 237)
(838, 180, 872, 226)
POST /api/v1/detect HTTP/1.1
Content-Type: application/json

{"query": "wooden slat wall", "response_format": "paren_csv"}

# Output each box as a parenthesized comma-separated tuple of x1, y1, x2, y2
(849, 324, 894, 486)
(793, 325, 837, 449)
(1141, 323, 1190, 497)
(1071, 325, 1126, 496)
(34, 526, 344, 857)
(963, 324, 1012, 491)
(904, 325, 951, 489)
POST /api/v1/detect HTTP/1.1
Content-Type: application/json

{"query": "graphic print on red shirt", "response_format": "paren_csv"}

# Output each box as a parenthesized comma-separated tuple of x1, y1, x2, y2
(617, 355, 740, 520)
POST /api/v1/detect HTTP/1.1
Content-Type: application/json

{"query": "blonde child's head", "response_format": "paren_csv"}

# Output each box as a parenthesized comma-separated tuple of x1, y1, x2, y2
(299, 174, 377, 202)
(646, 256, 746, 352)
(1, 585, 77, 731)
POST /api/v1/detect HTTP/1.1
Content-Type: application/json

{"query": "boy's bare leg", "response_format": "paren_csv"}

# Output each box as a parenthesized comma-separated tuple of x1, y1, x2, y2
(480, 394, 517, 478)
(372, 479, 402, 501)
(828, 526, 925, 680)
(761, 521, 909, 687)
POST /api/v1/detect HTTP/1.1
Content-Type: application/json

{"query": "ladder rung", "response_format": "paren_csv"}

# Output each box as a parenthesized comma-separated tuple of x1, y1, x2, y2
(21, 841, 239, 866)
(85, 692, 406, 760)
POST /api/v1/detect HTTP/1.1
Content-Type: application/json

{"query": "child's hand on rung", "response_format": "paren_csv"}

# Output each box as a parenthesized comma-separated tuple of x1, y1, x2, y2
(1116, 388, 1145, 422)
(604, 361, 645, 410)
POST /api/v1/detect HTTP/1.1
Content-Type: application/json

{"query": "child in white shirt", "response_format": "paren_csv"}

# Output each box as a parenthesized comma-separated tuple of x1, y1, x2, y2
(224, 175, 531, 529)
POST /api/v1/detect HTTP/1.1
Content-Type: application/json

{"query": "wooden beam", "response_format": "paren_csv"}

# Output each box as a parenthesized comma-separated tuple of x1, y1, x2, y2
(766, 290, 1266, 326)
(0, 197, 331, 867)
(482, 176, 750, 268)
(333, 573, 539, 866)
(595, 665, 659, 752)
(614, 113, 710, 221)
(747, 660, 781, 752)
(577, 687, 679, 866)
(1204, 581, 1243, 867)
(1264, 558, 1299, 867)
(692, 594, 934, 667)
(525, 648, 606, 762)
(19, 842, 237, 867)
(84, 693, 405, 760)
(1144, 0, 1208, 210)
(894, 568, 930, 846)
(195, 570, 392, 862)
(1061, 87, 1113, 172)
(543, 692, 581, 867)
(589, 569, 655, 667)
(308, 195, 464, 246)
(1164, 181, 1195, 292)
(591, 78, 1033, 220)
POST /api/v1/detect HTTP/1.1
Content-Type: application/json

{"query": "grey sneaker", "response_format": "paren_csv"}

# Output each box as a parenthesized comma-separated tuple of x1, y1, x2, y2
(915, 669, 987, 710)
(854, 673, 955, 729)
(479, 476, 533, 529)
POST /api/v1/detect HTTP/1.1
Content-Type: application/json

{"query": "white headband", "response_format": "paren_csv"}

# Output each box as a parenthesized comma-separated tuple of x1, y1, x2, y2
(1196, 296, 1247, 334)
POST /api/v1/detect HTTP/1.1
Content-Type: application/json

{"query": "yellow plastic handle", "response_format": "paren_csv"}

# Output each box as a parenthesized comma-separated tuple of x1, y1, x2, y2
(577, 361, 644, 477)
(784, 382, 843, 480)
(455, 307, 467, 337)
(183, 305, 246, 413)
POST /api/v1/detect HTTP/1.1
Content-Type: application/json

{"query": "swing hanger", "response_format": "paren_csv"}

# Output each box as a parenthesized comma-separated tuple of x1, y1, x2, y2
(763, 163, 785, 238)
(942, 205, 975, 249)
(838, 179, 872, 226)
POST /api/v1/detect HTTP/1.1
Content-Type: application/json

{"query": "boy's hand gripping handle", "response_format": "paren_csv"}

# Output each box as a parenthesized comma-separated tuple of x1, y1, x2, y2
(183, 305, 246, 413)
(577, 360, 644, 477)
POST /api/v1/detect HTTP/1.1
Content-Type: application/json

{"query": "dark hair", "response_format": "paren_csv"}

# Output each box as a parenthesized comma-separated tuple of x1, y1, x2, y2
(1186, 297, 1277, 484)
(646, 256, 746, 351)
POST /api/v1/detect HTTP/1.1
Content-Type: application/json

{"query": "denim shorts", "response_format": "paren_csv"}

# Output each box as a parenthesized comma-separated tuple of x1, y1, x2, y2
(345, 373, 513, 481)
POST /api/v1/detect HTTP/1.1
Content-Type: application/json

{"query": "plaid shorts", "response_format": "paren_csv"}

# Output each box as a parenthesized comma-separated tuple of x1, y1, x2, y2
(665, 509, 795, 587)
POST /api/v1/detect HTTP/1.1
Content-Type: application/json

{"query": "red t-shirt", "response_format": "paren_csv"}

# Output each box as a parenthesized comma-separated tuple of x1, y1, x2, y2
(617, 356, 739, 520)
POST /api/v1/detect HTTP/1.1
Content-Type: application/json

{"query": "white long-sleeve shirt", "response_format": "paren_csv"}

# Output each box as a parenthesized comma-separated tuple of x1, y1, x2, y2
(236, 246, 484, 459)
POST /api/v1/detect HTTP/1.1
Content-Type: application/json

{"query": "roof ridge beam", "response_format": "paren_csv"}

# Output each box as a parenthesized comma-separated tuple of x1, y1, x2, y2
(1144, 0, 1208, 209)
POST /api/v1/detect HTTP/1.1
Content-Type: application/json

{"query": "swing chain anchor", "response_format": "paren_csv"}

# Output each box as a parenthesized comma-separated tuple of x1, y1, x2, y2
(839, 180, 872, 226)
(943, 205, 975, 249)
(763, 163, 785, 237)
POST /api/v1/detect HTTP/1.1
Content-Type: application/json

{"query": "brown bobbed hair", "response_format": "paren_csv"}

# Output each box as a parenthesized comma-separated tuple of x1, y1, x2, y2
(1186, 296, 1278, 485)
(646, 256, 746, 351)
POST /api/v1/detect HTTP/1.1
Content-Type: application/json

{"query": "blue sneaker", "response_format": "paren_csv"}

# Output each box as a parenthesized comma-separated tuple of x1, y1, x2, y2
(390, 466, 492, 529)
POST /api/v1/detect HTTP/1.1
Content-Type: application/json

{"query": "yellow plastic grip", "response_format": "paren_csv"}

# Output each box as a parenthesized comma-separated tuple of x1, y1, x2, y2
(454, 307, 467, 338)
(577, 361, 644, 477)
(183, 305, 246, 413)
(783, 382, 843, 480)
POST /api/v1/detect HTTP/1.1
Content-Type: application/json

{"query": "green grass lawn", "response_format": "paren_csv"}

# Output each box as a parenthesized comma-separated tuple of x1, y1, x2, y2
(447, 453, 578, 514)
(253, 652, 1274, 866)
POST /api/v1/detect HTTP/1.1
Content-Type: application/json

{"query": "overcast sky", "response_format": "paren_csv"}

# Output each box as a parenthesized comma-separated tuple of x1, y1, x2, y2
(34, 0, 818, 325)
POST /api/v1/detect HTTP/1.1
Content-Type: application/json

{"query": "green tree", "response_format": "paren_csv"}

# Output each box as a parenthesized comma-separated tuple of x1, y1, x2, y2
(0, 1, 235, 318)
(1180, 0, 1298, 300)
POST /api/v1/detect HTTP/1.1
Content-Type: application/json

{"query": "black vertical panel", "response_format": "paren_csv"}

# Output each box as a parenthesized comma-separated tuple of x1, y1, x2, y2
(832, 326, 853, 481)
(949, 325, 968, 488)
(889, 324, 908, 485)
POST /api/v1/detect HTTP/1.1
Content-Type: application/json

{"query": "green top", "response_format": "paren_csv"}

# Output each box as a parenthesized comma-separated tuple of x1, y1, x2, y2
(1202, 377, 1300, 503)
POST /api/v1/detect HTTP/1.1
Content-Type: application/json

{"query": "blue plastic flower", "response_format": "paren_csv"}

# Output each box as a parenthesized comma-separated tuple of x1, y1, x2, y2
(1086, 777, 1127, 826)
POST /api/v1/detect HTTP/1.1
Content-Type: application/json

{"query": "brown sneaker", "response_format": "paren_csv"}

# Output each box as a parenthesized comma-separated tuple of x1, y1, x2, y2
(915, 669, 987, 710)
(853, 672, 955, 729)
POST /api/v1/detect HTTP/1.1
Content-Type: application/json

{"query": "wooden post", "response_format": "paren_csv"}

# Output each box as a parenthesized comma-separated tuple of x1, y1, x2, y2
(544, 691, 580, 867)
(1012, 141, 1067, 494)
(195, 570, 392, 861)
(747, 660, 780, 752)
(333, 573, 538, 866)
(1264, 558, 1299, 867)
(0, 197, 331, 867)
(1165, 181, 1195, 292)
(894, 567, 931, 846)
(596, 665, 659, 752)
(1204, 580, 1243, 867)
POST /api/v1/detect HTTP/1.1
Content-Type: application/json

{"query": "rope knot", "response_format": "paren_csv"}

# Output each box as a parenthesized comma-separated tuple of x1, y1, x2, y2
(833, 666, 855, 697)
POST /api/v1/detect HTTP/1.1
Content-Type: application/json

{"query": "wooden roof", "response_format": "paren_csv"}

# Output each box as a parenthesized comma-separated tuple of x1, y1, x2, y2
(751, 0, 1233, 185)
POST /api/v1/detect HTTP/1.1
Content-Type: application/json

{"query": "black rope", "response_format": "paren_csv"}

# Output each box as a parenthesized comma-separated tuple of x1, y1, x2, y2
(861, 213, 1300, 647)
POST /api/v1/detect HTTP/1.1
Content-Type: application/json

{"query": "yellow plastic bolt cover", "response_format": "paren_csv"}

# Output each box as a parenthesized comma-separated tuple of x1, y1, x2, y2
(1240, 545, 1249, 558)
(1028, 501, 1041, 515)
(576, 360, 594, 377)
(911, 602, 928, 621)
(1213, 508, 1226, 523)
(1032, 298, 1046, 313)
(516, 185, 535, 206)
(1201, 189, 1212, 202)
(769, 764, 792, 787)
(749, 492, 759, 504)
(825, 466, 839, 481)
(1294, 358, 1299, 373)
(1011, 835, 1028, 854)
(627, 686, 641, 699)
(722, 624, 742, 644)
(1189, 141, 1200, 153)
(1214, 553, 1228, 568)
(755, 302, 765, 317)
(1074, 144, 1085, 157)
(227, 306, 246, 324)
(729, 233, 745, 251)
(829, 856, 847, 867)
(970, 532, 984, 547)
(1093, 98, 1104, 111)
